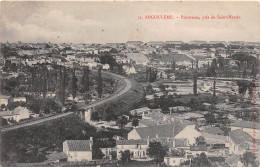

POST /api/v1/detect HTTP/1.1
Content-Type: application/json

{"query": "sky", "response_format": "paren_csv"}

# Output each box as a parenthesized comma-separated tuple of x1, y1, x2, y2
(0, 1, 260, 43)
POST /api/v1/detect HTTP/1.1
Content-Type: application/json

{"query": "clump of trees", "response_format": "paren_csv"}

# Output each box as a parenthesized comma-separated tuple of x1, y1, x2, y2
(132, 118, 139, 127)
(0, 115, 97, 163)
(240, 151, 258, 167)
(191, 153, 212, 167)
(146, 67, 157, 82)
(97, 66, 103, 98)
(147, 141, 168, 164)
(120, 150, 131, 164)
(116, 116, 128, 128)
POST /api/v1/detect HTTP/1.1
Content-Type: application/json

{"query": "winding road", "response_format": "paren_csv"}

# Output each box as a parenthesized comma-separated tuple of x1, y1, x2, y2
(0, 71, 132, 133)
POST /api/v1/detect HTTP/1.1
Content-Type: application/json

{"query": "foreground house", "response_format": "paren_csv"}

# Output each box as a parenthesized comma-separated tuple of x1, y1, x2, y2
(227, 129, 255, 155)
(63, 138, 93, 162)
(116, 139, 149, 160)
(128, 121, 202, 146)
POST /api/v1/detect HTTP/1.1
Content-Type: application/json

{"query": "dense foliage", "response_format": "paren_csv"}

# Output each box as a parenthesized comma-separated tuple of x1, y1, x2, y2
(0, 115, 96, 163)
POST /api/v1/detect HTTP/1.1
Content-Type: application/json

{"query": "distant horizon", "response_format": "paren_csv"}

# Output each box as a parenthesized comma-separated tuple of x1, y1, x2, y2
(1, 40, 260, 44)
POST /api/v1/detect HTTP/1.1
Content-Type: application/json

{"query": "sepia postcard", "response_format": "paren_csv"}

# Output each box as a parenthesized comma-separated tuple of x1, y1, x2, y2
(0, 1, 259, 167)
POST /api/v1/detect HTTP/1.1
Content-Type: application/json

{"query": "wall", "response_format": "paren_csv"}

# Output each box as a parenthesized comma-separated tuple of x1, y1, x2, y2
(164, 157, 188, 167)
(174, 125, 202, 145)
(67, 151, 92, 162)
(127, 129, 142, 140)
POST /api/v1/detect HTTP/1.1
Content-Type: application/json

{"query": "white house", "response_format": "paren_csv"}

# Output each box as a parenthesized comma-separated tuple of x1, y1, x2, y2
(0, 95, 10, 106)
(129, 107, 151, 116)
(227, 129, 254, 155)
(128, 121, 202, 146)
(174, 124, 202, 145)
(101, 64, 110, 70)
(164, 156, 190, 167)
(12, 97, 26, 103)
(168, 106, 191, 113)
(123, 65, 136, 74)
(116, 139, 149, 160)
(63, 138, 93, 162)
(0, 106, 30, 122)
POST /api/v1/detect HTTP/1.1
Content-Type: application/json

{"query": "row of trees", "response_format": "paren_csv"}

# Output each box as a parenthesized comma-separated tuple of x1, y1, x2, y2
(145, 67, 157, 82)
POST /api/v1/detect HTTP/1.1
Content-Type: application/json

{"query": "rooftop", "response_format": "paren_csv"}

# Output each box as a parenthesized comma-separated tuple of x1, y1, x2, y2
(229, 129, 253, 145)
(46, 151, 68, 161)
(134, 120, 193, 139)
(116, 139, 147, 145)
(231, 120, 260, 130)
(203, 126, 224, 135)
(65, 140, 92, 151)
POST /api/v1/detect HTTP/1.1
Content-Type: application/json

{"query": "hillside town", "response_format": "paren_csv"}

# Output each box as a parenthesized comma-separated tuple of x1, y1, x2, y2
(1, 39, 260, 167)
(1, 1, 260, 167)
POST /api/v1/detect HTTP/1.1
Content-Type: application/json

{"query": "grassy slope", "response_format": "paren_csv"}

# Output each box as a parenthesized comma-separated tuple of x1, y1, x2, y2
(95, 78, 145, 120)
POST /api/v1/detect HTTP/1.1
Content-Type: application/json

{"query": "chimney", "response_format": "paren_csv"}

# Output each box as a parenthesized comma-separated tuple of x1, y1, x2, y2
(172, 140, 175, 147)
(156, 134, 159, 139)
(147, 136, 150, 145)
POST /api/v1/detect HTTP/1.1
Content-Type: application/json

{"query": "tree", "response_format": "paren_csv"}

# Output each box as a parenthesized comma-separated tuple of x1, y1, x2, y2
(195, 136, 206, 145)
(81, 66, 90, 93)
(193, 70, 198, 95)
(97, 66, 103, 98)
(117, 116, 128, 128)
(92, 148, 105, 159)
(111, 151, 117, 160)
(91, 111, 100, 121)
(171, 61, 176, 71)
(71, 70, 78, 100)
(121, 150, 131, 164)
(41, 98, 62, 114)
(60, 67, 67, 105)
(204, 113, 216, 124)
(159, 83, 165, 91)
(240, 152, 257, 167)
(209, 59, 217, 77)
(41, 67, 48, 99)
(213, 78, 216, 99)
(171, 148, 185, 156)
(1, 104, 6, 109)
(132, 118, 139, 127)
(191, 153, 212, 167)
(100, 54, 117, 70)
(0, 117, 8, 126)
(147, 141, 168, 164)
